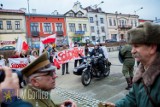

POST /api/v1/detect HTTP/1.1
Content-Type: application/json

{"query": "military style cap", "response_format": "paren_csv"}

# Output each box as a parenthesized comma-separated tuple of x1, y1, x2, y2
(21, 52, 56, 77)
(127, 22, 160, 44)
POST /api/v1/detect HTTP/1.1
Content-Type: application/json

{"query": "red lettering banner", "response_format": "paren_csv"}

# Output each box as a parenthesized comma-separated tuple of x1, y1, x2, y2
(55, 47, 85, 64)
(8, 58, 29, 70)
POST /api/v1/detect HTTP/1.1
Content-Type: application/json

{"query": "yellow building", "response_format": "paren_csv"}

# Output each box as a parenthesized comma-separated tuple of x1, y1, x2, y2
(0, 9, 26, 47)
(65, 10, 90, 43)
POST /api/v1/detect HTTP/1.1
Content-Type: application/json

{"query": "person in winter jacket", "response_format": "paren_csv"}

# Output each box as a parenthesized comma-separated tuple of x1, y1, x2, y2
(105, 22, 160, 107)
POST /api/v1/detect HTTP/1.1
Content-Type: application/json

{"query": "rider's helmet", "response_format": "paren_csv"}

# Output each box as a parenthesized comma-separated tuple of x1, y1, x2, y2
(94, 42, 100, 49)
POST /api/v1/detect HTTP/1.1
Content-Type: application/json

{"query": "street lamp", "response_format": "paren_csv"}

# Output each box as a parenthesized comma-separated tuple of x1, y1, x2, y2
(134, 7, 143, 15)
(93, 1, 104, 9)
(26, 0, 31, 46)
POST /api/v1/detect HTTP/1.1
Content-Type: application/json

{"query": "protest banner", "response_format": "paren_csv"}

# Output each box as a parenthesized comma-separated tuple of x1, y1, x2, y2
(0, 59, 5, 67)
(55, 47, 85, 64)
(8, 58, 29, 70)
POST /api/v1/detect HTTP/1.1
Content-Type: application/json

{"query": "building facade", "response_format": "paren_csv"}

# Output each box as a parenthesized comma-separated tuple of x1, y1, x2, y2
(0, 9, 26, 47)
(65, 10, 90, 43)
(84, 6, 108, 43)
(25, 13, 66, 47)
(106, 12, 139, 41)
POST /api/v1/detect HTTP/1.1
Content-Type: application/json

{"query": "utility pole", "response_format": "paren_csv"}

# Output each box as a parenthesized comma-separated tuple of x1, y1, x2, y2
(27, 0, 31, 46)
(93, 1, 104, 42)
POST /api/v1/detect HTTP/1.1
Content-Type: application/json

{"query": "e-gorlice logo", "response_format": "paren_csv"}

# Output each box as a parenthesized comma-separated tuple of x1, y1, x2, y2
(20, 89, 49, 100)
(2, 89, 16, 104)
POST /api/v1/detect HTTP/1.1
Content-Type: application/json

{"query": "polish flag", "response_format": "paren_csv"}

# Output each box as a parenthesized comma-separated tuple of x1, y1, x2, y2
(42, 34, 56, 44)
(22, 41, 29, 51)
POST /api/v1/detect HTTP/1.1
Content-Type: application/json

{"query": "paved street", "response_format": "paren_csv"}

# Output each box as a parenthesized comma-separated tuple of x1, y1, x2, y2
(51, 51, 132, 106)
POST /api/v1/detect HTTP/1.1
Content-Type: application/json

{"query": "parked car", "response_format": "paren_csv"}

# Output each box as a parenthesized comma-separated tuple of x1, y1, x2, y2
(0, 46, 15, 50)
(105, 39, 117, 43)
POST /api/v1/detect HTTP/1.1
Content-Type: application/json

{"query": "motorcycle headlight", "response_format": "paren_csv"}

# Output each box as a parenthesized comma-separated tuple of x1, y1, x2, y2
(99, 54, 103, 57)
(73, 68, 77, 72)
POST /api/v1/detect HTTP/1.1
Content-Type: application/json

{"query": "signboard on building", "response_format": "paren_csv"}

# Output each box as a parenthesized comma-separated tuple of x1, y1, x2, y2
(0, 41, 16, 45)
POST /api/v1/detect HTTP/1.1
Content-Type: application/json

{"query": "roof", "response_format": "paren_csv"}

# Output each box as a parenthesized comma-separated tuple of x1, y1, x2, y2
(0, 9, 25, 14)
(25, 13, 65, 18)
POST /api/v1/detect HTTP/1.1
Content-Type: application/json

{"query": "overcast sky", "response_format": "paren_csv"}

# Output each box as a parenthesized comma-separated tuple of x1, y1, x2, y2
(1, 0, 159, 20)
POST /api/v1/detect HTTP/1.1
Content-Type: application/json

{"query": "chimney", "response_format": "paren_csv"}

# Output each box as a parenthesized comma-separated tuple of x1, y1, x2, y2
(19, 8, 27, 13)
(32, 9, 36, 14)
(155, 17, 157, 21)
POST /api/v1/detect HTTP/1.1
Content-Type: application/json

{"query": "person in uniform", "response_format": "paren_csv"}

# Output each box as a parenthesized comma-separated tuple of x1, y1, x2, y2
(21, 52, 77, 107)
(119, 44, 135, 90)
(105, 22, 160, 107)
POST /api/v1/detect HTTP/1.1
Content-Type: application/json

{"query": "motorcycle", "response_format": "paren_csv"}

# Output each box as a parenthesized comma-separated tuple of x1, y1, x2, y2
(73, 54, 111, 86)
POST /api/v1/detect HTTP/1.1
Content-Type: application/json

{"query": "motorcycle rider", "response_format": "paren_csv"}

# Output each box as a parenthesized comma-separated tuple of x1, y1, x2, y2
(90, 42, 105, 76)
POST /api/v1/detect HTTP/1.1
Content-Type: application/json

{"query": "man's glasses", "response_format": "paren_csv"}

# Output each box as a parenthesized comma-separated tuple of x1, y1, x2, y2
(34, 70, 55, 78)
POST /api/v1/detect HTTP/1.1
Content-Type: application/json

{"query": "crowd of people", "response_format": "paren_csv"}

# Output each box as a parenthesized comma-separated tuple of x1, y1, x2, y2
(0, 22, 160, 107)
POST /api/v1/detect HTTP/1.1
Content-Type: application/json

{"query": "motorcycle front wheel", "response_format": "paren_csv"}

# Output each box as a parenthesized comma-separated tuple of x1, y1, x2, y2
(81, 70, 91, 86)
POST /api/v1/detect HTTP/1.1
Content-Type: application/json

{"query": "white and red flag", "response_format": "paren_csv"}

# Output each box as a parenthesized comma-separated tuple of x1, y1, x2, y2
(42, 34, 56, 44)
(15, 35, 29, 52)
(22, 41, 29, 51)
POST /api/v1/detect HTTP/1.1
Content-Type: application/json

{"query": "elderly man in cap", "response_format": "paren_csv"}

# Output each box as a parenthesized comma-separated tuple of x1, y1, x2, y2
(21, 52, 77, 107)
(104, 22, 160, 107)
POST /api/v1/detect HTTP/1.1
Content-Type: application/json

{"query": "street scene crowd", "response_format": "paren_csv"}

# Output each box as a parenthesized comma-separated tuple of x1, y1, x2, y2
(1, 21, 160, 107)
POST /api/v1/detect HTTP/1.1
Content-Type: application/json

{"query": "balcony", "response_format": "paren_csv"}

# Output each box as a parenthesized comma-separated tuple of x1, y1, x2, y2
(75, 31, 85, 35)
(56, 31, 63, 36)
(118, 25, 132, 29)
(31, 31, 39, 37)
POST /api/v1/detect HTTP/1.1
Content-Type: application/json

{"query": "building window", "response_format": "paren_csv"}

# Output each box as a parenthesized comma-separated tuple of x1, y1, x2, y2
(0, 20, 3, 30)
(135, 20, 137, 27)
(113, 19, 116, 26)
(109, 19, 112, 26)
(83, 24, 87, 31)
(15, 21, 20, 30)
(131, 20, 133, 26)
(78, 24, 82, 31)
(77, 13, 82, 17)
(111, 34, 117, 40)
(44, 23, 51, 32)
(119, 20, 126, 26)
(91, 26, 95, 32)
(69, 13, 74, 17)
(92, 36, 96, 41)
(101, 26, 105, 32)
(103, 36, 106, 41)
(69, 23, 75, 32)
(100, 18, 104, 24)
(31, 22, 39, 32)
(89, 17, 94, 23)
(7, 21, 12, 30)
(56, 23, 62, 31)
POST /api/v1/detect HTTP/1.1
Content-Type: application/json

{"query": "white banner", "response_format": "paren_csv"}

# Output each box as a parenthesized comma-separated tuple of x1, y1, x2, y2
(8, 58, 29, 70)
(55, 47, 85, 64)
(0, 59, 5, 67)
